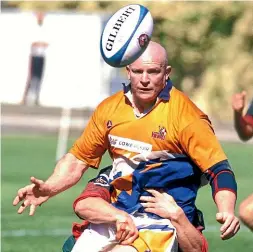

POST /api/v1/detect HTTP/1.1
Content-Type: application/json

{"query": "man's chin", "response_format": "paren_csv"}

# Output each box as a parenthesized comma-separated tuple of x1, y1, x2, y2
(137, 95, 156, 104)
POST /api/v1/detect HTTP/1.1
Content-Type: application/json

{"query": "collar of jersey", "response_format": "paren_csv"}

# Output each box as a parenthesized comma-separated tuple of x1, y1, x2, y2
(123, 79, 173, 102)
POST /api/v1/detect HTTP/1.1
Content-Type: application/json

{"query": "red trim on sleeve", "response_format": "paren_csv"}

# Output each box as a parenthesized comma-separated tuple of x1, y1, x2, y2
(72, 220, 89, 240)
(72, 182, 111, 240)
(73, 182, 111, 212)
(197, 229, 209, 252)
(244, 115, 253, 127)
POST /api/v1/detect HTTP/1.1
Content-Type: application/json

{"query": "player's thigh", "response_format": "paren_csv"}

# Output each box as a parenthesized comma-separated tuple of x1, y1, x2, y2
(111, 245, 137, 252)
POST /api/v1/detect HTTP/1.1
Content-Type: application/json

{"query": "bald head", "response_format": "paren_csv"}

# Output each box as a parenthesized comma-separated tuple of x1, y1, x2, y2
(131, 41, 168, 67)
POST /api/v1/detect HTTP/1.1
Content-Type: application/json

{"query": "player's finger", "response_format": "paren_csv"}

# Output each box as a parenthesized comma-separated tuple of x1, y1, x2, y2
(17, 199, 31, 214)
(29, 204, 37, 216)
(13, 195, 22, 206)
(119, 225, 130, 243)
(121, 228, 135, 243)
(216, 212, 225, 224)
(30, 176, 44, 186)
(221, 219, 240, 240)
(13, 188, 28, 205)
(140, 196, 156, 203)
(116, 222, 126, 241)
(140, 202, 156, 208)
(120, 228, 138, 245)
(220, 215, 233, 233)
(17, 188, 27, 199)
(143, 207, 157, 215)
(241, 91, 246, 98)
(232, 222, 240, 236)
(145, 189, 161, 197)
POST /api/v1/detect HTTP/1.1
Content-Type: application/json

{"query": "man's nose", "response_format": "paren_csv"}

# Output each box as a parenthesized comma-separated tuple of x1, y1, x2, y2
(140, 72, 149, 84)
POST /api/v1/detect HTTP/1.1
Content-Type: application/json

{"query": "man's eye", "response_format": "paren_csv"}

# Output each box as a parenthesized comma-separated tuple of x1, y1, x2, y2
(132, 70, 142, 74)
(148, 70, 160, 74)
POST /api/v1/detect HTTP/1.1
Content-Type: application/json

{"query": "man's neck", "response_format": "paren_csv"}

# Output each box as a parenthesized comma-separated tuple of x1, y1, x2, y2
(132, 98, 157, 114)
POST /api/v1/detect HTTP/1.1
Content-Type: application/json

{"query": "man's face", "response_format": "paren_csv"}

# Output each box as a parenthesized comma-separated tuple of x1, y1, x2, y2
(126, 60, 171, 104)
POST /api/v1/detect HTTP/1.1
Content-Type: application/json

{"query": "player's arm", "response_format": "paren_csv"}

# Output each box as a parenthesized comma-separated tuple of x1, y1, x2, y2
(232, 92, 253, 141)
(179, 118, 240, 240)
(43, 153, 89, 197)
(239, 193, 253, 231)
(233, 112, 253, 141)
(12, 153, 89, 215)
(141, 189, 207, 252)
(171, 213, 208, 252)
(13, 106, 107, 215)
(73, 175, 138, 245)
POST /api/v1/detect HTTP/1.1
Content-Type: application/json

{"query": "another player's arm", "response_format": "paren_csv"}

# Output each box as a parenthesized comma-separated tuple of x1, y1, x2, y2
(73, 177, 139, 245)
(170, 213, 207, 252)
(140, 189, 206, 252)
(232, 92, 253, 141)
(234, 112, 253, 141)
(75, 196, 139, 245)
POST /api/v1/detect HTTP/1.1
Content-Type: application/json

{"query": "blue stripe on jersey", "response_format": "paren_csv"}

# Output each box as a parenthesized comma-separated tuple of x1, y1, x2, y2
(111, 155, 202, 223)
(246, 99, 253, 116)
(138, 224, 175, 232)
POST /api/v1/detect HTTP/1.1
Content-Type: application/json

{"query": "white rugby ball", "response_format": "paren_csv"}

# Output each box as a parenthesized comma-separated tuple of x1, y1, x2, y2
(100, 4, 153, 68)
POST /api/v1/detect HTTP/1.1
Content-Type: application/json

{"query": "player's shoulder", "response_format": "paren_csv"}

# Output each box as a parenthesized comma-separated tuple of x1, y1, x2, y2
(96, 90, 125, 113)
(170, 86, 192, 102)
(169, 87, 195, 108)
(170, 87, 208, 118)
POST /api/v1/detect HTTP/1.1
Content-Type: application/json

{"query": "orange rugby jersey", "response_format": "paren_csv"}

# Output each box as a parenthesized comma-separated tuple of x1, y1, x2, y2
(69, 81, 227, 172)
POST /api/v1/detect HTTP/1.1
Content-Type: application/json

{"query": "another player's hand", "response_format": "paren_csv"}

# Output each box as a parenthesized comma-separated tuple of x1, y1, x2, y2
(115, 213, 138, 245)
(140, 189, 183, 221)
(216, 212, 240, 240)
(232, 91, 246, 113)
(13, 176, 50, 216)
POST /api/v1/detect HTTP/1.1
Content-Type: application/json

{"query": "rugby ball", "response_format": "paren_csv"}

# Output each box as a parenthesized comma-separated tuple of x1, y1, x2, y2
(100, 4, 153, 68)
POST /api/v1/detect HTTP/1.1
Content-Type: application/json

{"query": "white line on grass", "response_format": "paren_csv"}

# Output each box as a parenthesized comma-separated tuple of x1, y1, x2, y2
(2, 226, 251, 237)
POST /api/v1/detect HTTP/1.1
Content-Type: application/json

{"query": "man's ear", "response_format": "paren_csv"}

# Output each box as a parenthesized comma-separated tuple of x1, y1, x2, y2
(126, 66, 131, 80)
(165, 66, 172, 80)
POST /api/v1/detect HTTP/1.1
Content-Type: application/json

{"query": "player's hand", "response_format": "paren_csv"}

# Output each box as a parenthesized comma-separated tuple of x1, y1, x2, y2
(115, 214, 138, 245)
(216, 212, 240, 240)
(13, 176, 50, 216)
(232, 91, 246, 114)
(140, 189, 183, 221)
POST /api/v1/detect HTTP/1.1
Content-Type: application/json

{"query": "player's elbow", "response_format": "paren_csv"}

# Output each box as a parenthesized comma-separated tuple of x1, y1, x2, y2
(238, 133, 252, 142)
(74, 199, 91, 219)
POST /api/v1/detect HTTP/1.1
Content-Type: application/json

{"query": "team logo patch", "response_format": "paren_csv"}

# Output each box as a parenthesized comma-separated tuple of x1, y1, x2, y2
(107, 120, 112, 129)
(152, 126, 167, 140)
(138, 34, 150, 48)
(94, 174, 109, 187)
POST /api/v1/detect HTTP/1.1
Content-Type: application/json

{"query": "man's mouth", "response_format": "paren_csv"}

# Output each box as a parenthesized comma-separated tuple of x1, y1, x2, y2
(139, 88, 152, 92)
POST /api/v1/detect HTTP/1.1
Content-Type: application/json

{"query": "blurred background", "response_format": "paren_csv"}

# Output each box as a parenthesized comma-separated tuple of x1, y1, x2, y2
(1, 1, 252, 252)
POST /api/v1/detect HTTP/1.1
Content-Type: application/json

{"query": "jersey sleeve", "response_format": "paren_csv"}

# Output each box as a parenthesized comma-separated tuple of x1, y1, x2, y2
(246, 99, 253, 116)
(179, 118, 227, 172)
(69, 106, 108, 168)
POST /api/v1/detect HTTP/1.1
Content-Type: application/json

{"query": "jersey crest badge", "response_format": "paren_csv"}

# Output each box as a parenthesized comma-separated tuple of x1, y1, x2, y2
(152, 126, 167, 140)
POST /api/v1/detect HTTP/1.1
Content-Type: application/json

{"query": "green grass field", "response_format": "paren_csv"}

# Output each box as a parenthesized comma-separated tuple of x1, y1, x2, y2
(2, 135, 253, 252)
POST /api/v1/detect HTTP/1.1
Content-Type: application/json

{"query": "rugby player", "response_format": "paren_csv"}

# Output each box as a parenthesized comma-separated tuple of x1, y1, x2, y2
(13, 41, 240, 250)
(232, 91, 253, 231)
